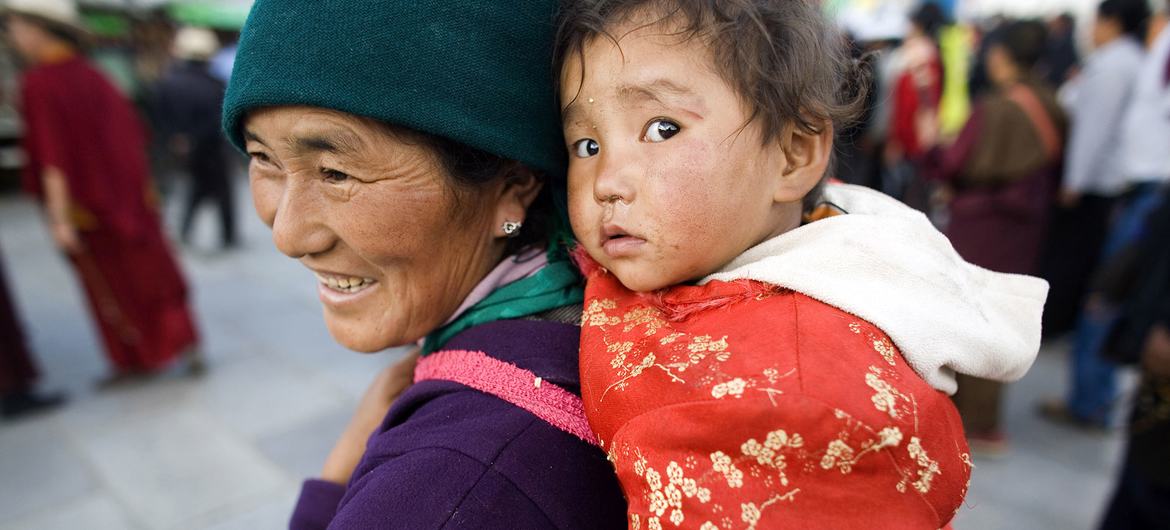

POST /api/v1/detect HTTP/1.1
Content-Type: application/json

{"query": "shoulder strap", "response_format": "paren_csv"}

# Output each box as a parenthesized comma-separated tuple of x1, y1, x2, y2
(414, 349, 600, 447)
(1006, 85, 1062, 163)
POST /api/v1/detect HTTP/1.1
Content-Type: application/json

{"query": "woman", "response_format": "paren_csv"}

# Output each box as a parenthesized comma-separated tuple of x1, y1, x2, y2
(883, 3, 946, 203)
(921, 20, 1068, 454)
(221, 0, 625, 528)
(7, 0, 200, 382)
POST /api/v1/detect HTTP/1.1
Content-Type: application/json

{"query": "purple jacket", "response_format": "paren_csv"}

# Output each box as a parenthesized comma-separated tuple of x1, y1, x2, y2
(289, 319, 627, 529)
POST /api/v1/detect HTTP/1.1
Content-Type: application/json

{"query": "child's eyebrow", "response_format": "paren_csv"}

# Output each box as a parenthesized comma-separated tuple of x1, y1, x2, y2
(618, 79, 707, 115)
(559, 79, 707, 124)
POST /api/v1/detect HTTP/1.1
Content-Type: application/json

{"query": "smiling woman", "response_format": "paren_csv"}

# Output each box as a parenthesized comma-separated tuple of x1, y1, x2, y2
(221, 1, 625, 528)
(243, 107, 513, 352)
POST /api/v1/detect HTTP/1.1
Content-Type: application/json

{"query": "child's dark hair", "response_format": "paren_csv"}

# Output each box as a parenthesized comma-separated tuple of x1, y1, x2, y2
(553, 0, 871, 213)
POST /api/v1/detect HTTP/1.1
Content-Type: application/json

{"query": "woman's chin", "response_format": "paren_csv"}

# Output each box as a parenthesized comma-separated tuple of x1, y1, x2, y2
(323, 314, 411, 353)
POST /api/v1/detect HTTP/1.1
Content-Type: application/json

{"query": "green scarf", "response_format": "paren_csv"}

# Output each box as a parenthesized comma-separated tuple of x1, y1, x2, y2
(420, 223, 583, 356)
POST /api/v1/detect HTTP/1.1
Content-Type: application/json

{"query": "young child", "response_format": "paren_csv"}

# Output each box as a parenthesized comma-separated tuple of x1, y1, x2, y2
(554, 1, 1047, 528)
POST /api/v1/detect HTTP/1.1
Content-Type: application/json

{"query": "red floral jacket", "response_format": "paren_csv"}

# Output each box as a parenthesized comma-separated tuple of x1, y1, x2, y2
(579, 262, 972, 529)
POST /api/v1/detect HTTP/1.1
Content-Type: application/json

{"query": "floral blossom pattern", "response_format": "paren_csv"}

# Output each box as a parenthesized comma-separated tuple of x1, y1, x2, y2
(629, 454, 714, 529)
(579, 266, 971, 528)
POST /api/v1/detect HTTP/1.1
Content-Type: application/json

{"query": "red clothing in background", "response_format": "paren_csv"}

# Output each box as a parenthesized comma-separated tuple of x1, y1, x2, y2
(20, 56, 198, 372)
(891, 38, 944, 161)
(579, 261, 971, 529)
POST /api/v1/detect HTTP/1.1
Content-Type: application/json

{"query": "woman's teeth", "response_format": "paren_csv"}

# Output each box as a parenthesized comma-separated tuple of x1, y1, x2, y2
(315, 273, 375, 293)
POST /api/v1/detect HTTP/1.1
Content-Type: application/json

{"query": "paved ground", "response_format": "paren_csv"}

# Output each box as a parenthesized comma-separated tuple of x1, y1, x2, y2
(0, 177, 1134, 529)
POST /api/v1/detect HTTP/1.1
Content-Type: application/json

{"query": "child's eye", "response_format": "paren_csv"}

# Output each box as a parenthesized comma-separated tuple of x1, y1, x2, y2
(643, 119, 680, 143)
(572, 138, 600, 158)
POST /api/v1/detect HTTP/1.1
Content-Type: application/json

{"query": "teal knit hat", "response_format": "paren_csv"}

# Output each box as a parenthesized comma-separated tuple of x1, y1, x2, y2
(222, 0, 567, 178)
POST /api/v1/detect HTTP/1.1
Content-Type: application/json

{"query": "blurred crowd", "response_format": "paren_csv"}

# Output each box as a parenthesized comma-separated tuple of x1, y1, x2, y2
(837, 1, 1170, 526)
(0, 0, 1169, 528)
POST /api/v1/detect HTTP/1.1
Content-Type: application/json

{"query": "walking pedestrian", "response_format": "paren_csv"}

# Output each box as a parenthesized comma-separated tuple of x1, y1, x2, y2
(155, 27, 235, 249)
(6, 0, 202, 384)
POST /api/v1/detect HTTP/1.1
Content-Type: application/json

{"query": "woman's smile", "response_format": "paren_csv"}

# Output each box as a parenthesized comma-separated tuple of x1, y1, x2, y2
(312, 270, 378, 293)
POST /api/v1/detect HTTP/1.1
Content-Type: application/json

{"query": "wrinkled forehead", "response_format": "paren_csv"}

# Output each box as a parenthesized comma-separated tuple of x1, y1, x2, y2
(242, 106, 421, 154)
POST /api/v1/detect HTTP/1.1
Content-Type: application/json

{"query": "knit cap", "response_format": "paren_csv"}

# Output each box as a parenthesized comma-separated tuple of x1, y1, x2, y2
(222, 0, 566, 177)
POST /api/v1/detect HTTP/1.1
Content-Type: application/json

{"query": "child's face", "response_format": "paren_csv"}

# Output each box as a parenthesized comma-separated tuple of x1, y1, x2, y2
(560, 21, 798, 292)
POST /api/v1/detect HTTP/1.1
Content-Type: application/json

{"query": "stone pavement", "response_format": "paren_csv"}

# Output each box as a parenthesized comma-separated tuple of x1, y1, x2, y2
(0, 180, 1132, 529)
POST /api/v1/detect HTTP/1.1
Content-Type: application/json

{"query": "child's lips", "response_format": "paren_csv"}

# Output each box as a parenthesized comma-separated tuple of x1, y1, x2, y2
(602, 235, 646, 257)
(600, 224, 646, 257)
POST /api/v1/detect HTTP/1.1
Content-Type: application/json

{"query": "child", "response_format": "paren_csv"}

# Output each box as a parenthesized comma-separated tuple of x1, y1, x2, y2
(554, 1, 1047, 528)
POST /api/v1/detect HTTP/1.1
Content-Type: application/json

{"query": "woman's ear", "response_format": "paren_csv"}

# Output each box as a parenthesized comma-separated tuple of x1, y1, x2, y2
(774, 123, 834, 204)
(494, 164, 544, 238)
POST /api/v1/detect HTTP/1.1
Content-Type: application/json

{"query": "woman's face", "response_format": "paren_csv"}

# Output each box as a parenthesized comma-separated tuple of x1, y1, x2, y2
(243, 107, 513, 352)
(985, 44, 1017, 87)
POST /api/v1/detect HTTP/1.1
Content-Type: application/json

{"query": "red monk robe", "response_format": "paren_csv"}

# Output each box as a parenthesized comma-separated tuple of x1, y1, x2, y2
(579, 258, 971, 530)
(20, 55, 198, 373)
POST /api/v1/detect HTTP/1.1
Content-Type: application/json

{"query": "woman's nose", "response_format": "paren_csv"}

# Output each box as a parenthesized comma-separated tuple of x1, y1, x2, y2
(269, 180, 335, 259)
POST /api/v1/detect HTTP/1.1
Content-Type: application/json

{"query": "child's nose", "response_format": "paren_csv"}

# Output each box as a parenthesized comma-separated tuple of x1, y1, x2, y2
(593, 150, 637, 205)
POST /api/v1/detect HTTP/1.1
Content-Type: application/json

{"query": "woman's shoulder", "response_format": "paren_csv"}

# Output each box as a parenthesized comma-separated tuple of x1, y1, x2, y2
(343, 381, 625, 529)
(366, 318, 588, 466)
(337, 318, 625, 528)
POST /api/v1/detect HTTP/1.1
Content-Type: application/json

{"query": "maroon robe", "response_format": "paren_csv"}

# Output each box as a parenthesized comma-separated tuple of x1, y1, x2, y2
(20, 56, 198, 372)
(923, 82, 1067, 275)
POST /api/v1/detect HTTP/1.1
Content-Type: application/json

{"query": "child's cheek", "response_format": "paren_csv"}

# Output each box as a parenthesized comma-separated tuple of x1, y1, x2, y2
(647, 138, 717, 247)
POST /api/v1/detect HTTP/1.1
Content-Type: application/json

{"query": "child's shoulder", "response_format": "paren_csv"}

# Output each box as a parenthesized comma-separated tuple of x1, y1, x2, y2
(783, 292, 945, 401)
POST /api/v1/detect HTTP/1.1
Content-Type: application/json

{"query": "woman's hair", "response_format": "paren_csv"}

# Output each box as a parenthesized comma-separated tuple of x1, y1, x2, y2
(1097, 0, 1151, 41)
(990, 20, 1048, 70)
(378, 122, 552, 255)
(910, 3, 948, 41)
(553, 0, 870, 213)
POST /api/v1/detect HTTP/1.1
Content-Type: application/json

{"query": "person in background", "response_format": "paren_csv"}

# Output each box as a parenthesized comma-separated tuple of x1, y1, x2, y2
(1039, 13, 1080, 87)
(1042, 0, 1148, 339)
(969, 15, 1008, 99)
(1039, 0, 1154, 430)
(883, 3, 946, 204)
(5, 0, 201, 385)
(209, 29, 236, 84)
(0, 241, 65, 419)
(920, 19, 1067, 454)
(1093, 185, 1170, 529)
(155, 27, 235, 249)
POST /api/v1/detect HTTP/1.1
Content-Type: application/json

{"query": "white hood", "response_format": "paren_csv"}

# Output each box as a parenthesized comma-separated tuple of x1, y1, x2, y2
(701, 183, 1048, 395)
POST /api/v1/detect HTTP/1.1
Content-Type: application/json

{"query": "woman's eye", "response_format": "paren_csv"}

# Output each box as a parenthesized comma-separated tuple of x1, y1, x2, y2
(321, 168, 350, 182)
(248, 152, 273, 165)
(572, 138, 600, 158)
(643, 119, 680, 143)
